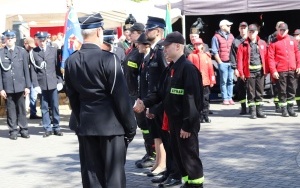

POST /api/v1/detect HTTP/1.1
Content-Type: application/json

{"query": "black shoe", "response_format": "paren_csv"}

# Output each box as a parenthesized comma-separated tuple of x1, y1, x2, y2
(147, 170, 165, 177)
(29, 114, 42, 119)
(53, 130, 63, 136)
(209, 110, 213, 114)
(20, 131, 30, 138)
(152, 175, 168, 183)
(43, 131, 52, 137)
(159, 178, 182, 187)
(136, 156, 155, 168)
(204, 116, 211, 123)
(9, 132, 18, 140)
(135, 154, 149, 165)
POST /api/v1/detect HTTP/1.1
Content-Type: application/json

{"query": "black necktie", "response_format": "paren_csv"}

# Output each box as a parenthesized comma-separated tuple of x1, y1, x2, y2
(9, 49, 13, 55)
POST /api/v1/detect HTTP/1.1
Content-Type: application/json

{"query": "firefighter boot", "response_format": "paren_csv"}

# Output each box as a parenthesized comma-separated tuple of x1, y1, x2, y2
(239, 103, 247, 115)
(275, 103, 281, 113)
(249, 106, 257, 119)
(297, 101, 300, 112)
(281, 106, 289, 117)
(256, 105, 267, 118)
(135, 142, 155, 168)
(287, 103, 298, 117)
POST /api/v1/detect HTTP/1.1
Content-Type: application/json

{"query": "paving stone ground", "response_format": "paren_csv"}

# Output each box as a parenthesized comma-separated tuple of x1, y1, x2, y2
(0, 101, 300, 188)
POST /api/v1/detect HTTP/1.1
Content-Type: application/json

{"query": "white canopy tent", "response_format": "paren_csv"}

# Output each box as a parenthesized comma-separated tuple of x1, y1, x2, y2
(1, 0, 182, 33)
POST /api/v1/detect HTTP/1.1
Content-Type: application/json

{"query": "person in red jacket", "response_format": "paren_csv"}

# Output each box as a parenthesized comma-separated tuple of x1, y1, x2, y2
(188, 38, 216, 123)
(237, 24, 268, 119)
(268, 23, 300, 117)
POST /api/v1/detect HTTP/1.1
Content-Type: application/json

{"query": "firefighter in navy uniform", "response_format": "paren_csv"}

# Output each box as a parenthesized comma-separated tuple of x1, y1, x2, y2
(230, 22, 248, 115)
(102, 29, 125, 64)
(293, 29, 300, 111)
(122, 22, 155, 167)
(0, 30, 31, 140)
(64, 13, 137, 188)
(237, 24, 268, 119)
(135, 16, 168, 169)
(134, 31, 204, 188)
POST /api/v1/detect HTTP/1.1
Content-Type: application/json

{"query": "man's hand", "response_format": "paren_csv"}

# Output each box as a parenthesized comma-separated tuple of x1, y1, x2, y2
(296, 68, 300, 74)
(133, 98, 145, 113)
(146, 108, 155, 119)
(57, 83, 63, 91)
(180, 129, 191, 139)
(34, 86, 42, 94)
(60, 68, 65, 75)
(272, 72, 280, 79)
(234, 69, 240, 77)
(240, 75, 246, 81)
(0, 90, 7, 99)
(24, 88, 30, 97)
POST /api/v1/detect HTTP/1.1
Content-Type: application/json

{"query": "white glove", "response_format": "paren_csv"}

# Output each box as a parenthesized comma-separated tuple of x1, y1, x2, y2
(34, 86, 42, 94)
(57, 83, 63, 91)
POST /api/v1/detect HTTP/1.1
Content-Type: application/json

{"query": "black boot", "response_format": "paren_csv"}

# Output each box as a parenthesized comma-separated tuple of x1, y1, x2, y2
(239, 103, 247, 115)
(275, 103, 281, 113)
(287, 103, 298, 117)
(256, 105, 267, 118)
(281, 106, 289, 117)
(249, 106, 257, 119)
(297, 101, 300, 112)
(203, 115, 211, 123)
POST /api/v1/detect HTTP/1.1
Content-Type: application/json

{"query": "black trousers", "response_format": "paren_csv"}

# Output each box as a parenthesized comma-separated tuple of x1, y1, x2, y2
(78, 135, 126, 188)
(236, 78, 247, 104)
(161, 130, 181, 179)
(295, 76, 300, 104)
(169, 119, 203, 181)
(6, 92, 28, 133)
(202, 86, 210, 116)
(276, 71, 297, 105)
(247, 72, 264, 104)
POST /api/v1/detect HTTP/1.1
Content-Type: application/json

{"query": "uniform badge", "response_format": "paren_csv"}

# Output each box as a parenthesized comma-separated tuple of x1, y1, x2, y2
(191, 28, 199, 34)
(124, 24, 132, 29)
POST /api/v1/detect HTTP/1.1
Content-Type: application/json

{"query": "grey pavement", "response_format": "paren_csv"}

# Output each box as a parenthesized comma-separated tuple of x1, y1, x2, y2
(0, 102, 300, 188)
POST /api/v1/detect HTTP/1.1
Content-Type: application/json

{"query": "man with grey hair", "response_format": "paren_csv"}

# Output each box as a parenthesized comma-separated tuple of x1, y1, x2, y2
(64, 13, 137, 188)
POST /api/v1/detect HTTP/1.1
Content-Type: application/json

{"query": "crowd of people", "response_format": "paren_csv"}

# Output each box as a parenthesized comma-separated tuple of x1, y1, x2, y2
(0, 11, 300, 188)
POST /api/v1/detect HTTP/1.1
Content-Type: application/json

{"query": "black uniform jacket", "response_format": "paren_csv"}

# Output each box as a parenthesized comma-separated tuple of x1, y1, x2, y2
(30, 46, 63, 90)
(64, 43, 137, 138)
(0, 46, 31, 93)
(143, 55, 203, 132)
(123, 45, 144, 97)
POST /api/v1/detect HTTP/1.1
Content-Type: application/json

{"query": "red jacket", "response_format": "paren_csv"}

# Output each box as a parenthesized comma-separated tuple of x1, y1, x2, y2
(188, 50, 216, 86)
(268, 34, 300, 74)
(237, 36, 269, 78)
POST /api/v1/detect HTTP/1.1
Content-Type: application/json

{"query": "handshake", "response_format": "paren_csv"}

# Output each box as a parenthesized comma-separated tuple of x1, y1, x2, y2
(133, 98, 145, 113)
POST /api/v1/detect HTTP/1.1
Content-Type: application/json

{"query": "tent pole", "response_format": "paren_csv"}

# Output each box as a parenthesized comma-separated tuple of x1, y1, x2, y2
(182, 15, 186, 43)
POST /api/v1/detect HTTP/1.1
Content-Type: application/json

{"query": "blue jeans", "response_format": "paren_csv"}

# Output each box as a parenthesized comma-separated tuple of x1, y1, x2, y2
(41, 89, 60, 131)
(29, 85, 38, 116)
(218, 62, 234, 100)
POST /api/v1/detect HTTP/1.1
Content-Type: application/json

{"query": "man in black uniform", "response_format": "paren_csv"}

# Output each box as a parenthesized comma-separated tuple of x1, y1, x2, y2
(134, 31, 204, 188)
(230, 22, 248, 115)
(136, 16, 167, 170)
(64, 13, 137, 188)
(30, 31, 64, 137)
(0, 30, 31, 140)
(122, 22, 156, 167)
(102, 29, 125, 64)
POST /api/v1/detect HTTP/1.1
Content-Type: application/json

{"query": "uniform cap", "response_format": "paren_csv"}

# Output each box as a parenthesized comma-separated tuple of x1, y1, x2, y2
(159, 31, 184, 46)
(103, 29, 116, 44)
(278, 23, 288, 30)
(136, 33, 150, 45)
(248, 24, 258, 31)
(293, 29, 300, 35)
(145, 16, 166, 30)
(239, 22, 248, 27)
(2, 30, 16, 38)
(78, 13, 104, 29)
(219, 19, 233, 27)
(37, 32, 49, 40)
(123, 14, 136, 31)
(193, 38, 203, 44)
(129, 23, 145, 32)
